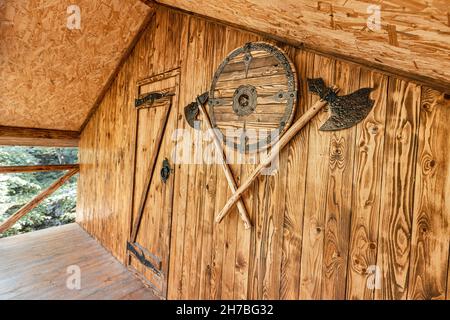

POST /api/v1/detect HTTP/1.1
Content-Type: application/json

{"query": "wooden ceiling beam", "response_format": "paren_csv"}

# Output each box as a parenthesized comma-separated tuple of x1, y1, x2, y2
(155, 0, 450, 92)
(0, 126, 79, 147)
(0, 164, 79, 174)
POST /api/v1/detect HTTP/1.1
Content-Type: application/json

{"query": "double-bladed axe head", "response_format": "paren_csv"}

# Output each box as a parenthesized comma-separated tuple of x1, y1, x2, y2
(184, 92, 210, 129)
(307, 78, 375, 131)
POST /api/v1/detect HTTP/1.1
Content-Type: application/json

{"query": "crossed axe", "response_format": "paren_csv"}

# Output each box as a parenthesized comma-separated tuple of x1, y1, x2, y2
(184, 78, 374, 228)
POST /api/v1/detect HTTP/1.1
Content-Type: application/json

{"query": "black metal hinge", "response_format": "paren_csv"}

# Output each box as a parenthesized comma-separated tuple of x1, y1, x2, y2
(135, 91, 174, 108)
(127, 241, 161, 274)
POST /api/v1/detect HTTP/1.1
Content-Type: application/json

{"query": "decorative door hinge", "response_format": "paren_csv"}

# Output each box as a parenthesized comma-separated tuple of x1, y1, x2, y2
(127, 241, 162, 274)
(135, 91, 174, 108)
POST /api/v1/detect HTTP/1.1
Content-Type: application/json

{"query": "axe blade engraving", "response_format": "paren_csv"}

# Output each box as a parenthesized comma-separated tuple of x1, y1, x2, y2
(184, 92, 209, 129)
(307, 78, 375, 131)
(184, 101, 199, 129)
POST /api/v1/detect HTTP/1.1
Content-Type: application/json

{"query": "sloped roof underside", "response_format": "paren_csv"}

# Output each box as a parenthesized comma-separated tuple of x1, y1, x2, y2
(157, 0, 450, 92)
(0, 0, 151, 131)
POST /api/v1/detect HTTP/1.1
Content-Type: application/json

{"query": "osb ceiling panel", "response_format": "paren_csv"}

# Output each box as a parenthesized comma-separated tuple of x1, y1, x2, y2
(0, 0, 151, 131)
(157, 0, 450, 91)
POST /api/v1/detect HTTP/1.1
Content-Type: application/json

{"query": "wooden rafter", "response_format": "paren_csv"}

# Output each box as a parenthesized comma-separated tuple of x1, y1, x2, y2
(0, 126, 79, 147)
(0, 168, 79, 234)
(0, 164, 79, 174)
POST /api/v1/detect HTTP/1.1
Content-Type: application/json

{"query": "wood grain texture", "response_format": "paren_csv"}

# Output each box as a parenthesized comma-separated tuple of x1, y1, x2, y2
(279, 49, 311, 300)
(0, 224, 157, 300)
(244, 42, 293, 299)
(156, 0, 450, 92)
(215, 93, 332, 220)
(298, 54, 335, 299)
(346, 70, 388, 300)
(166, 13, 192, 300)
(0, 0, 152, 131)
(129, 72, 180, 298)
(375, 79, 421, 300)
(76, 6, 450, 300)
(130, 92, 172, 243)
(210, 42, 297, 151)
(0, 164, 78, 174)
(77, 7, 182, 265)
(321, 61, 359, 299)
(0, 126, 79, 147)
(407, 88, 450, 300)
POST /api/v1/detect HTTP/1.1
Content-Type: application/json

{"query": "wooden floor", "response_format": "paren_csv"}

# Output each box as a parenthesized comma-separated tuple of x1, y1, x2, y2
(0, 223, 158, 300)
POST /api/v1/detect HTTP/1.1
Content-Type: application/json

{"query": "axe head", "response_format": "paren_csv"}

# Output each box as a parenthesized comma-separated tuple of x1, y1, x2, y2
(307, 78, 375, 131)
(184, 92, 209, 129)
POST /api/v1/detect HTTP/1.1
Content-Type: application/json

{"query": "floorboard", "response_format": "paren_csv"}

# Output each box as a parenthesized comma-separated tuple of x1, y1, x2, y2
(0, 223, 158, 300)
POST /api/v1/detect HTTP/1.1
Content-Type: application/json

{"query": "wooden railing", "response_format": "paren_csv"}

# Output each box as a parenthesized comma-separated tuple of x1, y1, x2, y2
(0, 164, 79, 234)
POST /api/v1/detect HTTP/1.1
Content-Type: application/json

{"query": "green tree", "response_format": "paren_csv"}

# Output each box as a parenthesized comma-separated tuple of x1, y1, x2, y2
(0, 146, 78, 238)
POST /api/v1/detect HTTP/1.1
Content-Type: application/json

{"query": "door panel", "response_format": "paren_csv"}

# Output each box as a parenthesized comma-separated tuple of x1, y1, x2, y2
(128, 69, 180, 298)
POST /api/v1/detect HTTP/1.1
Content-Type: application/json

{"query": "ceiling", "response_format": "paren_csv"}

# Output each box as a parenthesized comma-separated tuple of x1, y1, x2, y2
(1, 0, 448, 133)
(0, 0, 152, 131)
(157, 0, 450, 92)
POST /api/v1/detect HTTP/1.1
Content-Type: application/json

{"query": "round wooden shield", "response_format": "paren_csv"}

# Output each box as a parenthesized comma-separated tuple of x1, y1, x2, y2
(209, 42, 297, 152)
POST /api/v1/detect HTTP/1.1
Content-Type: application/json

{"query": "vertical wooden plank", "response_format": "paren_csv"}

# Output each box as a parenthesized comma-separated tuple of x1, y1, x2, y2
(232, 30, 263, 300)
(180, 16, 206, 300)
(245, 40, 292, 299)
(407, 88, 450, 300)
(321, 61, 360, 299)
(262, 41, 295, 300)
(167, 13, 191, 300)
(346, 70, 388, 299)
(375, 78, 421, 300)
(187, 18, 209, 300)
(197, 20, 224, 300)
(208, 23, 229, 301)
(209, 163, 227, 299)
(247, 163, 269, 299)
(219, 28, 242, 300)
(279, 49, 311, 300)
(232, 162, 252, 300)
(298, 54, 335, 299)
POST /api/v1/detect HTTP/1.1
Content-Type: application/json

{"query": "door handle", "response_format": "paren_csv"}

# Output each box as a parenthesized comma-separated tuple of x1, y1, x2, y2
(160, 158, 171, 183)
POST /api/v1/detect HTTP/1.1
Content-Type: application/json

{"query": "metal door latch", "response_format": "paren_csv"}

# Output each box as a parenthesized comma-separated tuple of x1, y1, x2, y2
(135, 91, 174, 108)
(160, 158, 172, 183)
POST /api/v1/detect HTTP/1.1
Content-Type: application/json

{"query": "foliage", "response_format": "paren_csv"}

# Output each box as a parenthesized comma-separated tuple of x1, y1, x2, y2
(0, 146, 78, 238)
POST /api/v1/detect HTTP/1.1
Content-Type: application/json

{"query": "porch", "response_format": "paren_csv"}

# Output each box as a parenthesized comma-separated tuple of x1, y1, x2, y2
(0, 223, 157, 300)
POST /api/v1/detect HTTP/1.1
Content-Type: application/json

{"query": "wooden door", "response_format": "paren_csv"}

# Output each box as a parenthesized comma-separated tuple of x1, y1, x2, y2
(127, 69, 180, 299)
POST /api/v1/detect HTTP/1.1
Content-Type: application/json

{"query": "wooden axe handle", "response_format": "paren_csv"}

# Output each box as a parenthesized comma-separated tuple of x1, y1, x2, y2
(198, 103, 252, 229)
(215, 95, 334, 222)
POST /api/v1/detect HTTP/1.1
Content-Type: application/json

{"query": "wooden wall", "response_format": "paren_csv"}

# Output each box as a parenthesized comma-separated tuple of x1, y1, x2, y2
(77, 6, 450, 300)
